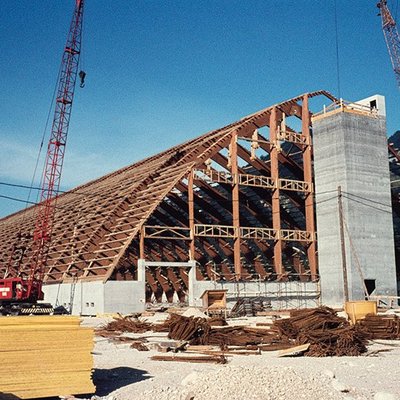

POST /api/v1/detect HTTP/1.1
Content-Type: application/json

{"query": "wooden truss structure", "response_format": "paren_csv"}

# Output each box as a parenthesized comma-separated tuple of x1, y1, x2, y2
(0, 91, 338, 301)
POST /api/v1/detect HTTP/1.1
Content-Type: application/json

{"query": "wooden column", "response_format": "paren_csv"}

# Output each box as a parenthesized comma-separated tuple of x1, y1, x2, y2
(188, 170, 195, 260)
(302, 94, 318, 280)
(139, 226, 145, 259)
(270, 107, 283, 277)
(230, 134, 241, 280)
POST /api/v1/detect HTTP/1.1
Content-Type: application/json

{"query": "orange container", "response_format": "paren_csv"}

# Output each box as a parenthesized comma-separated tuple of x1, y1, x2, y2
(345, 300, 377, 324)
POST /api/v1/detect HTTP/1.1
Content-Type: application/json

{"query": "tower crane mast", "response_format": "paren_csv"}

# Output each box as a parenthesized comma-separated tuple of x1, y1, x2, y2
(378, 0, 400, 88)
(0, 0, 85, 314)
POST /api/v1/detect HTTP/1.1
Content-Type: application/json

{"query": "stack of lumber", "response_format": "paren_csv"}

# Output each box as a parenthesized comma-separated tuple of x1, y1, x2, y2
(0, 316, 95, 399)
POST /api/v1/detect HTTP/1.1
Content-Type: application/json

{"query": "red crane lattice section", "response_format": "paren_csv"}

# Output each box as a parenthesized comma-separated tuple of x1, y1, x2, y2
(27, 0, 84, 299)
(378, 0, 400, 87)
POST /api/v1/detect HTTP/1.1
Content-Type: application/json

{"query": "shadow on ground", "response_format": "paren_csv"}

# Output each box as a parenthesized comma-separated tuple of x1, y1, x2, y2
(1, 367, 151, 400)
(92, 366, 152, 396)
(0, 393, 21, 400)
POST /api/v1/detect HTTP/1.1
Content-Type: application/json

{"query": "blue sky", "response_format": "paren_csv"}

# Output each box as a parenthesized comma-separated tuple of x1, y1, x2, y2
(0, 0, 399, 217)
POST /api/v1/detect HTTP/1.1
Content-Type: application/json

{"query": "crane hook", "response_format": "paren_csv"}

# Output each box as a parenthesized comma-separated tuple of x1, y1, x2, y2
(79, 70, 86, 88)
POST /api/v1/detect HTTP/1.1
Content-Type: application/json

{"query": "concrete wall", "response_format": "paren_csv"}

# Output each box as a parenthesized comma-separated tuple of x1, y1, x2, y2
(43, 261, 319, 314)
(189, 264, 320, 309)
(43, 281, 105, 315)
(104, 281, 145, 314)
(313, 96, 397, 307)
(43, 280, 146, 316)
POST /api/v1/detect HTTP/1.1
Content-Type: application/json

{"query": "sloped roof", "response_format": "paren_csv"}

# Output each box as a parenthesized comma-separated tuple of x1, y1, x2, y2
(0, 91, 336, 285)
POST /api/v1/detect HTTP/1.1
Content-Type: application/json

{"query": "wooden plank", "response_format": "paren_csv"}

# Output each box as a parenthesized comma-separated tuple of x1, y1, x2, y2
(0, 316, 95, 399)
(277, 343, 310, 357)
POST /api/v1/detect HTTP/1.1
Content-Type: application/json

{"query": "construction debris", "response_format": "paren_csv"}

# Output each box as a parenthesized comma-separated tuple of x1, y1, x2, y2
(230, 297, 272, 317)
(151, 354, 227, 364)
(278, 343, 310, 357)
(97, 315, 153, 336)
(96, 307, 400, 361)
(166, 314, 211, 342)
(357, 314, 400, 339)
(275, 307, 368, 356)
(208, 316, 228, 326)
(185, 344, 261, 356)
(130, 341, 150, 351)
(0, 316, 95, 399)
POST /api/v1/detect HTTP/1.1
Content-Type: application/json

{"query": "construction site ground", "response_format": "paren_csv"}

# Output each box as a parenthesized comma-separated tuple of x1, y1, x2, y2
(58, 313, 400, 400)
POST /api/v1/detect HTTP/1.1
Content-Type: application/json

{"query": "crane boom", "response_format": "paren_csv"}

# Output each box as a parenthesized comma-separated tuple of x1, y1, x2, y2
(0, 1, 85, 312)
(378, 0, 400, 88)
(28, 0, 85, 300)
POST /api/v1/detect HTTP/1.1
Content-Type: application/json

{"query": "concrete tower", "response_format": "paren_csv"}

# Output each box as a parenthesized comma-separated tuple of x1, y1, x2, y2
(312, 95, 397, 307)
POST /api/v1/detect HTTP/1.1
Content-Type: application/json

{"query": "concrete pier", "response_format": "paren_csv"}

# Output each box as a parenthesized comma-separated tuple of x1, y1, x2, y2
(312, 95, 397, 306)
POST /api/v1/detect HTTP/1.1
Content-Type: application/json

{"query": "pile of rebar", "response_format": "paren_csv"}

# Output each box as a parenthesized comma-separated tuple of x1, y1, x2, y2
(151, 354, 227, 364)
(167, 314, 211, 341)
(274, 307, 368, 357)
(161, 314, 283, 347)
(96, 316, 153, 336)
(96, 307, 400, 358)
(357, 314, 400, 339)
(195, 326, 283, 347)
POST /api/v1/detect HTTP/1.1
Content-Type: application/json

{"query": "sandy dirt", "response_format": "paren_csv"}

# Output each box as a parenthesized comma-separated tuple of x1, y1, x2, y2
(73, 315, 400, 400)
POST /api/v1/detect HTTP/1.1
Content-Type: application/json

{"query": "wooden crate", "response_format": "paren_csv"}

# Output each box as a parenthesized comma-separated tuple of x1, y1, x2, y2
(201, 290, 228, 313)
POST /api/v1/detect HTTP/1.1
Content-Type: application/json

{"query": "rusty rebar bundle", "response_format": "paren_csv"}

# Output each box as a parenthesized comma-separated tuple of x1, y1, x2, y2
(167, 314, 211, 341)
(274, 307, 368, 356)
(97, 316, 153, 336)
(96, 308, 400, 357)
(357, 314, 400, 339)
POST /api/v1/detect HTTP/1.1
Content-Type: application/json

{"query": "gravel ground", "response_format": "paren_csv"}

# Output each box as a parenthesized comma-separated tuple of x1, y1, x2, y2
(77, 315, 400, 400)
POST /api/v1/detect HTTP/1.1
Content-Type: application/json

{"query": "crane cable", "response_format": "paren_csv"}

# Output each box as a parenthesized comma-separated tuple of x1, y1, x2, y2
(79, 7, 86, 88)
(23, 1, 87, 223)
(334, 0, 342, 99)
(21, 63, 63, 225)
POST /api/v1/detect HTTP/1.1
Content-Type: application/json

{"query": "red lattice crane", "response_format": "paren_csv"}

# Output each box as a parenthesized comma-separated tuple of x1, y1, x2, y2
(378, 0, 400, 87)
(0, 0, 85, 314)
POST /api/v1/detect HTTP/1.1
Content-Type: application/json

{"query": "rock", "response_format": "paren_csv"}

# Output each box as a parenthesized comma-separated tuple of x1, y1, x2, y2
(184, 392, 195, 400)
(331, 379, 349, 392)
(374, 392, 397, 400)
(182, 372, 199, 386)
(323, 369, 335, 379)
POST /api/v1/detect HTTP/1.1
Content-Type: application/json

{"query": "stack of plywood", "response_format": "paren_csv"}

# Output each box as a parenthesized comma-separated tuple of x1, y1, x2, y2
(0, 316, 95, 399)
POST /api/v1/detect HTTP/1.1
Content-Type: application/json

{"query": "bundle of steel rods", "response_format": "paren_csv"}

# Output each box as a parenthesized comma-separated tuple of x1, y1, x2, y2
(357, 314, 400, 339)
(275, 307, 369, 356)
(97, 316, 153, 336)
(167, 314, 211, 341)
(160, 314, 283, 347)
(96, 307, 400, 357)
(151, 354, 227, 364)
(195, 326, 283, 347)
